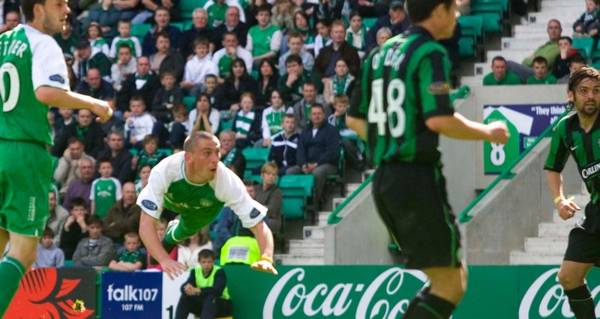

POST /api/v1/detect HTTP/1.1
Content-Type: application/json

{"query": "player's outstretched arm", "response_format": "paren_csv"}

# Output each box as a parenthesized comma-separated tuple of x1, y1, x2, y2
(249, 221, 278, 275)
(546, 170, 581, 220)
(139, 213, 186, 279)
(426, 113, 509, 144)
(346, 116, 367, 141)
(35, 86, 113, 123)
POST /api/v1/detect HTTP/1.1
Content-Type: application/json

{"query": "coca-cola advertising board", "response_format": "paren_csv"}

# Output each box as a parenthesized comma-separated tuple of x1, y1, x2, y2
(225, 265, 600, 319)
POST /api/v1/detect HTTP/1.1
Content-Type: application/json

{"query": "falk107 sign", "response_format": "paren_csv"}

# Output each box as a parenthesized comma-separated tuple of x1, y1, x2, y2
(483, 103, 568, 175)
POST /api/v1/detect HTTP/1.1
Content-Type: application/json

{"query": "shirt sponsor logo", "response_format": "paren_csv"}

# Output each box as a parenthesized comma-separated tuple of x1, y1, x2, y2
(49, 74, 65, 84)
(428, 82, 450, 95)
(580, 160, 600, 180)
(141, 199, 158, 211)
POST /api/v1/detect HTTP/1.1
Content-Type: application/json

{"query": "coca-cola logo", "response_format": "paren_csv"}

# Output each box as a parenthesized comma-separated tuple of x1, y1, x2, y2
(263, 267, 428, 318)
(519, 268, 600, 318)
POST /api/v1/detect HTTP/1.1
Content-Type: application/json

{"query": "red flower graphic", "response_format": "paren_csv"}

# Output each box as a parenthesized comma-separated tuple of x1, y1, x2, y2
(4, 268, 95, 319)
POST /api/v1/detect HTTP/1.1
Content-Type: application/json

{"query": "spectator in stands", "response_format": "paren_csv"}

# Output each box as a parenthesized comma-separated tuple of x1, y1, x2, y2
(222, 58, 259, 110)
(203, 74, 226, 111)
(313, 19, 331, 57)
(150, 31, 185, 82)
(177, 229, 213, 268)
(322, 59, 354, 105)
(54, 137, 97, 193)
(175, 249, 232, 319)
(553, 36, 578, 79)
(527, 56, 558, 84)
(117, 56, 161, 114)
(65, 53, 78, 91)
(366, 1, 410, 51)
(483, 56, 522, 86)
(212, 208, 239, 258)
(73, 40, 112, 81)
(330, 95, 365, 170)
(212, 32, 253, 78)
(189, 94, 221, 135)
(278, 31, 314, 77)
(141, 7, 182, 55)
(60, 198, 90, 260)
(72, 216, 115, 268)
(279, 54, 310, 104)
(151, 70, 183, 125)
(90, 160, 123, 219)
(134, 135, 167, 174)
(170, 105, 193, 149)
(257, 59, 279, 109)
(112, 0, 140, 21)
(111, 45, 137, 92)
(315, 20, 360, 78)
(110, 19, 142, 59)
(33, 228, 65, 268)
(179, 9, 215, 59)
(98, 130, 133, 183)
(288, 104, 340, 207)
(573, 0, 600, 37)
(291, 10, 316, 53)
(220, 130, 246, 178)
(86, 22, 111, 58)
(86, 0, 120, 40)
(104, 182, 141, 245)
(55, 108, 76, 138)
(346, 12, 367, 59)
(214, 6, 249, 50)
(246, 5, 282, 65)
(54, 22, 78, 55)
(206, 0, 229, 28)
(125, 96, 156, 148)
(136, 165, 152, 192)
(457, 0, 471, 15)
(375, 27, 393, 47)
(255, 162, 282, 236)
(232, 92, 262, 148)
(63, 158, 96, 209)
(47, 191, 70, 247)
(269, 114, 299, 175)
(291, 81, 328, 131)
(558, 53, 587, 84)
(272, 0, 295, 30)
(0, 10, 20, 34)
(180, 38, 219, 96)
(76, 68, 115, 101)
(261, 90, 289, 147)
(108, 232, 146, 271)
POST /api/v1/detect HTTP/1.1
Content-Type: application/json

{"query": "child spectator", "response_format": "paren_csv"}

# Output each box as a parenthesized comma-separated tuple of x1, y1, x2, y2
(87, 22, 110, 58)
(328, 95, 365, 170)
(254, 162, 282, 235)
(261, 90, 289, 147)
(313, 20, 331, 57)
(573, 0, 600, 37)
(232, 92, 262, 148)
(111, 45, 137, 92)
(125, 96, 156, 148)
(177, 229, 213, 269)
(136, 165, 152, 194)
(246, 5, 282, 64)
(346, 12, 367, 59)
(134, 135, 167, 175)
(527, 56, 558, 84)
(60, 198, 90, 260)
(269, 114, 299, 175)
(169, 104, 193, 150)
(108, 232, 146, 271)
(110, 19, 142, 58)
(189, 94, 221, 135)
(151, 71, 183, 125)
(322, 59, 355, 105)
(72, 216, 115, 268)
(203, 74, 225, 111)
(33, 228, 65, 268)
(181, 38, 219, 96)
(90, 160, 123, 219)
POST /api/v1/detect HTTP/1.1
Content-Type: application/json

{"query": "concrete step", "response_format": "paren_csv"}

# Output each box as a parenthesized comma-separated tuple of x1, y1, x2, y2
(538, 222, 575, 237)
(486, 49, 531, 65)
(526, 12, 580, 25)
(303, 225, 325, 240)
(317, 211, 330, 226)
(288, 239, 323, 248)
(346, 183, 361, 195)
(514, 23, 573, 33)
(461, 75, 484, 88)
(501, 37, 547, 50)
(275, 254, 325, 265)
(363, 169, 375, 181)
(332, 197, 345, 209)
(524, 237, 568, 254)
(509, 251, 563, 265)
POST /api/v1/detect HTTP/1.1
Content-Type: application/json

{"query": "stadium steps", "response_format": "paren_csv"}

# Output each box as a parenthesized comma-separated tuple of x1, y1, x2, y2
(275, 182, 362, 265)
(509, 194, 587, 264)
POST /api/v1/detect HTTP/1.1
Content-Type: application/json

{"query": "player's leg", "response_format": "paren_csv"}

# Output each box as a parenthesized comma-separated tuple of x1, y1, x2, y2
(200, 294, 218, 319)
(0, 233, 38, 315)
(164, 217, 204, 247)
(558, 260, 594, 319)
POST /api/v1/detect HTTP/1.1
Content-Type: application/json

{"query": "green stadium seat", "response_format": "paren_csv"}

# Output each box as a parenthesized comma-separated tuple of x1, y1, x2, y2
(470, 0, 506, 34)
(573, 37, 594, 60)
(458, 15, 484, 43)
(363, 17, 378, 31)
(326, 147, 346, 198)
(183, 95, 196, 111)
(242, 147, 270, 181)
(179, 0, 208, 20)
(170, 22, 185, 31)
(459, 36, 476, 58)
(279, 174, 315, 220)
(131, 23, 151, 42)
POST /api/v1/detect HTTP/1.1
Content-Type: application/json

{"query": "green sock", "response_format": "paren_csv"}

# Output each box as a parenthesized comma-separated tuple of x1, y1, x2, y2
(0, 256, 25, 316)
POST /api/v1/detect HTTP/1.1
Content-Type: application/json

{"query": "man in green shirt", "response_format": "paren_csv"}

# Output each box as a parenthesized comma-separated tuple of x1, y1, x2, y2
(246, 5, 282, 65)
(523, 19, 562, 69)
(347, 1, 508, 318)
(482, 56, 522, 86)
(0, 0, 112, 315)
(544, 67, 600, 319)
(526, 56, 558, 84)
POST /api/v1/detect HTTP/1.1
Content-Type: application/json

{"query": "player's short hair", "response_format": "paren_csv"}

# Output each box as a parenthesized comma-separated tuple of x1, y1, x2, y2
(532, 56, 548, 66)
(43, 227, 55, 238)
(285, 54, 303, 66)
(193, 37, 210, 49)
(333, 94, 349, 105)
(124, 232, 140, 242)
(21, 0, 46, 22)
(70, 197, 88, 210)
(569, 67, 600, 92)
(405, 0, 454, 23)
(491, 55, 506, 65)
(86, 215, 103, 228)
(68, 136, 84, 146)
(184, 131, 220, 152)
(142, 134, 159, 146)
(198, 249, 215, 260)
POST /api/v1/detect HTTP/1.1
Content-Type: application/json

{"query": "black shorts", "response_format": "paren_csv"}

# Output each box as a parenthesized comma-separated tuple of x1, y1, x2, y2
(564, 202, 600, 265)
(372, 162, 461, 269)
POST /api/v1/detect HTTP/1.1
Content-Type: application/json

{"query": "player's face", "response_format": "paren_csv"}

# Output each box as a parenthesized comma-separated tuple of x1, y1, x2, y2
(571, 77, 600, 117)
(189, 138, 220, 179)
(436, 2, 457, 40)
(199, 257, 214, 273)
(38, 0, 70, 34)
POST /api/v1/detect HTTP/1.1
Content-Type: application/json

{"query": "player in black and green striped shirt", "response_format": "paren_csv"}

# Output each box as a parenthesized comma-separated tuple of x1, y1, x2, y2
(347, 1, 508, 318)
(544, 67, 600, 319)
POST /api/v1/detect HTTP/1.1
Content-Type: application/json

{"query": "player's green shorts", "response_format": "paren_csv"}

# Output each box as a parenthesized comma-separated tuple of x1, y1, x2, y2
(0, 140, 52, 237)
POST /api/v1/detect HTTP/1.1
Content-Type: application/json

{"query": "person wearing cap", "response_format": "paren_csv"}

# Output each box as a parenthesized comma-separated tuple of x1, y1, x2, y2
(366, 0, 411, 51)
(73, 39, 111, 83)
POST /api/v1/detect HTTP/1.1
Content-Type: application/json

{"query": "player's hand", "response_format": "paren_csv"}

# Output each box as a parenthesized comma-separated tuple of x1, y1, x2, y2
(92, 100, 113, 124)
(160, 259, 187, 279)
(251, 256, 278, 275)
(486, 121, 509, 144)
(557, 198, 581, 220)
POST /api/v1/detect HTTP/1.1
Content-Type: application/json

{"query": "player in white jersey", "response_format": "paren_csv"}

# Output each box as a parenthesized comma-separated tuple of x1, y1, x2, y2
(138, 131, 277, 278)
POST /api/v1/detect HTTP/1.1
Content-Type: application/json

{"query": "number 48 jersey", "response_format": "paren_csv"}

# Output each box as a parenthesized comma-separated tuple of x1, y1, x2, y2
(0, 25, 70, 146)
(348, 26, 454, 166)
